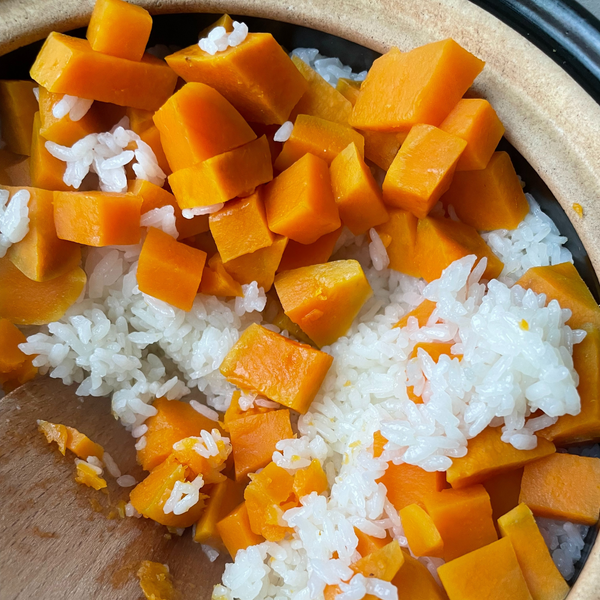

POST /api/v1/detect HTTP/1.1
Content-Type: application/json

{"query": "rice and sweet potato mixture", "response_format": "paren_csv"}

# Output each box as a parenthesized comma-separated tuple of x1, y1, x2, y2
(0, 0, 599, 599)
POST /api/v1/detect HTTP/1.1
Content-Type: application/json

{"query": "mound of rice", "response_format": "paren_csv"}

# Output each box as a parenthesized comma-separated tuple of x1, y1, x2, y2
(0, 188, 30, 258)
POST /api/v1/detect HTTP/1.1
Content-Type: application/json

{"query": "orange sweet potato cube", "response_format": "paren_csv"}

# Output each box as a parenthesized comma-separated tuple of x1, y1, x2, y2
(30, 32, 177, 111)
(229, 409, 294, 481)
(169, 135, 272, 209)
(137, 227, 207, 311)
(200, 253, 243, 297)
(483, 468, 524, 525)
(274, 260, 373, 348)
(0, 80, 39, 155)
(441, 151, 529, 230)
(354, 528, 392, 559)
(65, 425, 104, 460)
(350, 40, 485, 132)
(330, 142, 388, 235)
(519, 453, 600, 525)
(87, 0, 153, 62)
(382, 124, 466, 218)
(167, 33, 308, 125)
(440, 98, 505, 171)
(209, 188, 274, 262)
(0, 318, 28, 373)
(217, 501, 264, 558)
(375, 208, 420, 278)
(3, 185, 81, 282)
(394, 299, 437, 329)
(220, 323, 333, 414)
(274, 115, 365, 172)
(153, 82, 256, 172)
(264, 152, 341, 244)
(423, 484, 498, 561)
(415, 216, 504, 282)
(277, 228, 342, 272)
(293, 459, 328, 500)
(391, 552, 448, 600)
(399, 503, 444, 558)
(53, 190, 142, 246)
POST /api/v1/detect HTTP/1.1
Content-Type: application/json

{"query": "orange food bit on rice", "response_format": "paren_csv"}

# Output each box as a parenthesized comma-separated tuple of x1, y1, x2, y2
(75, 459, 108, 490)
(216, 501, 264, 558)
(37, 420, 69, 455)
(137, 560, 175, 600)
(399, 503, 445, 558)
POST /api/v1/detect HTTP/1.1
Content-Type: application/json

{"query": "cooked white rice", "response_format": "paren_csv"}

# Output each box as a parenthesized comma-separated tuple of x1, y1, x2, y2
(0, 188, 30, 258)
(199, 21, 249, 55)
(140, 205, 179, 239)
(290, 48, 368, 86)
(274, 121, 294, 143)
(52, 94, 94, 122)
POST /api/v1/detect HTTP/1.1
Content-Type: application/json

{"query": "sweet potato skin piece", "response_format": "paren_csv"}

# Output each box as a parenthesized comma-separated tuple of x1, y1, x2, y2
(220, 323, 333, 414)
(438, 537, 533, 600)
(446, 426, 555, 489)
(30, 33, 177, 111)
(382, 124, 466, 219)
(87, 0, 152, 62)
(0, 80, 38, 155)
(375, 209, 420, 278)
(441, 151, 529, 230)
(0, 257, 86, 325)
(137, 227, 207, 312)
(350, 40, 485, 132)
(498, 503, 569, 600)
(167, 33, 308, 125)
(519, 453, 600, 525)
(216, 501, 264, 558)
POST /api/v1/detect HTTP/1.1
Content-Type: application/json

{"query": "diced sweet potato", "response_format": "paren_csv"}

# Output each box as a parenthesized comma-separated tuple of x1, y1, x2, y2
(392, 551, 448, 600)
(0, 80, 38, 155)
(380, 462, 446, 512)
(0, 357, 37, 393)
(171, 436, 228, 484)
(423, 484, 498, 561)
(277, 228, 342, 273)
(54, 190, 142, 246)
(153, 82, 256, 172)
(375, 208, 419, 277)
(516, 262, 600, 330)
(220, 323, 333, 414)
(209, 189, 274, 262)
(330, 143, 388, 235)
(539, 324, 600, 444)
(0, 318, 29, 373)
(222, 390, 272, 432)
(264, 152, 341, 244)
(0, 257, 86, 325)
(441, 152, 529, 230)
(519, 453, 600, 525)
(400, 503, 444, 558)
(498, 503, 569, 600)
(65, 425, 105, 460)
(274, 260, 373, 348)
(216, 501, 264, 558)
(199, 253, 243, 298)
(382, 124, 466, 218)
(446, 426, 555, 489)
(438, 537, 533, 600)
(137, 227, 207, 311)
(439, 99, 505, 171)
(38, 420, 68, 455)
(410, 341, 458, 362)
(274, 115, 365, 172)
(415, 216, 504, 282)
(138, 397, 219, 472)
(354, 528, 392, 558)
(137, 561, 174, 600)
(483, 468, 524, 525)
(221, 235, 288, 292)
(290, 56, 353, 125)
(167, 33, 308, 125)
(394, 299, 437, 329)
(168, 135, 272, 209)
(293, 459, 328, 500)
(198, 14, 234, 39)
(229, 409, 294, 481)
(271, 306, 314, 346)
(87, 0, 152, 62)
(30, 32, 177, 111)
(3, 185, 81, 282)
(350, 41, 485, 132)
(0, 149, 30, 187)
(75, 460, 108, 490)
(137, 124, 171, 177)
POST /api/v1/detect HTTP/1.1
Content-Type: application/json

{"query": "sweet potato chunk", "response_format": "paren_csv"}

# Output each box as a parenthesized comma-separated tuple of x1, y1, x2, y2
(293, 459, 328, 500)
(274, 260, 373, 348)
(274, 115, 365, 172)
(423, 485, 498, 561)
(54, 190, 142, 247)
(137, 561, 174, 600)
(330, 142, 388, 235)
(229, 409, 294, 481)
(75, 460, 107, 490)
(65, 425, 105, 460)
(4, 185, 81, 282)
(380, 462, 446, 512)
(0, 319, 29, 373)
(382, 124, 466, 218)
(516, 262, 600, 330)
(483, 468, 524, 524)
(167, 33, 307, 125)
(375, 209, 420, 277)
(394, 299, 437, 329)
(441, 151, 529, 230)
(137, 227, 207, 312)
(87, 0, 152, 62)
(0, 150, 30, 187)
(277, 228, 342, 273)
(446, 426, 556, 489)
(38, 420, 68, 455)
(354, 528, 392, 558)
(199, 253, 243, 298)
(519, 453, 600, 525)
(440, 98, 505, 171)
(168, 135, 272, 209)
(220, 323, 333, 414)
(153, 82, 256, 172)
(350, 41, 485, 132)
(400, 503, 444, 558)
(415, 216, 504, 282)
(392, 551, 448, 600)
(438, 537, 533, 600)
(216, 501, 264, 558)
(264, 152, 341, 244)
(0, 80, 38, 155)
(0, 257, 86, 325)
(498, 503, 569, 600)
(30, 32, 177, 111)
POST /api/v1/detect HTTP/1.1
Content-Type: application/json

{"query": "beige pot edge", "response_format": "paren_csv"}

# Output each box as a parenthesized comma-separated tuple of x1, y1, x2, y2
(1, 0, 599, 597)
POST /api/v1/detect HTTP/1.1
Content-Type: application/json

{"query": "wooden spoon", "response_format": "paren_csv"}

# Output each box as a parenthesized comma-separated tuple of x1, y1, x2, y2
(0, 377, 225, 599)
